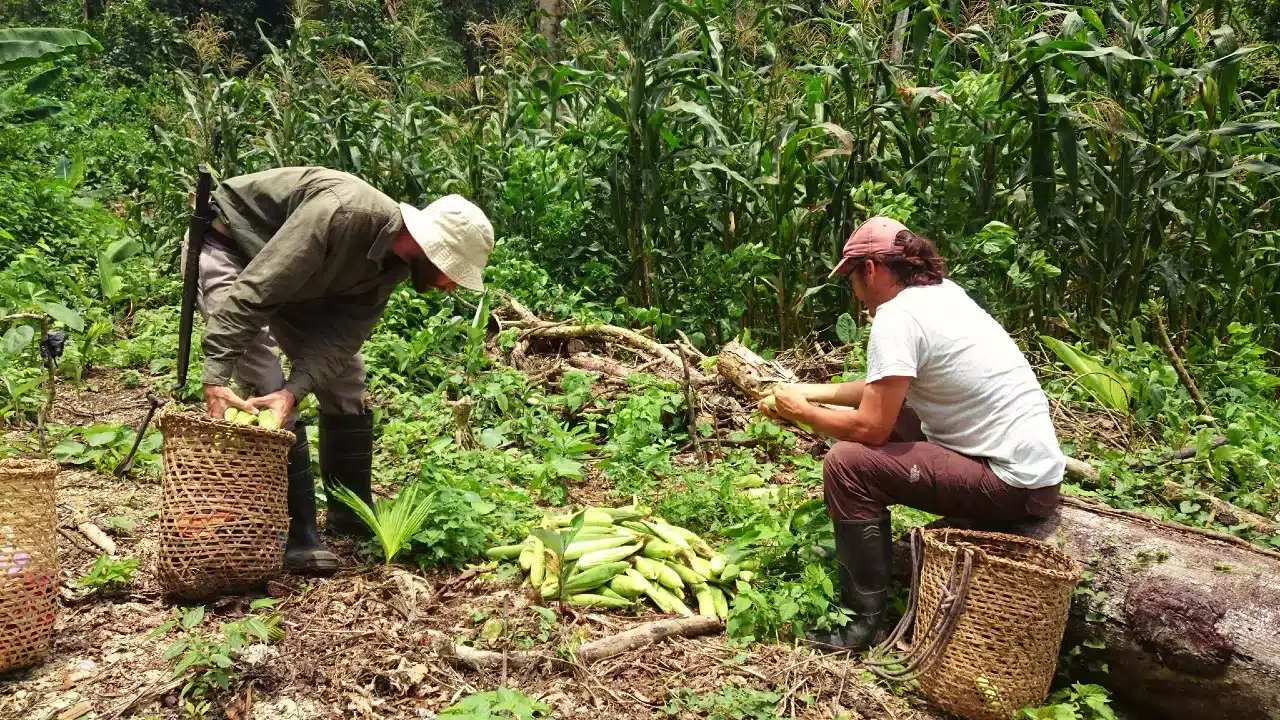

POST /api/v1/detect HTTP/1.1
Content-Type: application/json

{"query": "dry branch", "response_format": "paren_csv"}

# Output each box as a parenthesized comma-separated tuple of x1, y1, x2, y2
(525, 323, 714, 385)
(430, 616, 723, 672)
(715, 341, 800, 398)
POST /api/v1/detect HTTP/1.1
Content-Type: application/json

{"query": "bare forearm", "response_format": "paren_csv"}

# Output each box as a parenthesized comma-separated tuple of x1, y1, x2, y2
(793, 404, 892, 444)
(788, 380, 865, 407)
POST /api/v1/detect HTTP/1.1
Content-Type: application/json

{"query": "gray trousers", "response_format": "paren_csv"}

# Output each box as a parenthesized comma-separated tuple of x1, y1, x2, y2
(191, 237, 367, 423)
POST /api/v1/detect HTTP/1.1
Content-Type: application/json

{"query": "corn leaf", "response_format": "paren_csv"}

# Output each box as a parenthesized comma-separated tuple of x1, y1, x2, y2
(1041, 336, 1131, 412)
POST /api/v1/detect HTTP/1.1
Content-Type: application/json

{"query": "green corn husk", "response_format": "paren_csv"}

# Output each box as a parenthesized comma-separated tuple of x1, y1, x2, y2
(518, 543, 534, 572)
(710, 585, 729, 619)
(620, 521, 659, 537)
(257, 409, 281, 430)
(609, 572, 650, 599)
(687, 555, 714, 579)
(564, 535, 634, 561)
(223, 408, 238, 422)
(709, 554, 728, 577)
(645, 521, 692, 552)
(568, 593, 633, 609)
(540, 576, 559, 599)
(719, 563, 741, 583)
(563, 561, 630, 594)
(631, 555, 662, 581)
(659, 521, 715, 558)
(230, 409, 256, 426)
(641, 540, 678, 560)
(485, 543, 526, 560)
(734, 474, 766, 489)
(694, 583, 717, 617)
(653, 561, 684, 591)
(762, 395, 814, 433)
(583, 508, 615, 526)
(739, 570, 755, 582)
(543, 548, 560, 578)
(577, 543, 642, 568)
(645, 584, 694, 617)
(529, 540, 547, 586)
(598, 586, 630, 603)
(664, 560, 705, 586)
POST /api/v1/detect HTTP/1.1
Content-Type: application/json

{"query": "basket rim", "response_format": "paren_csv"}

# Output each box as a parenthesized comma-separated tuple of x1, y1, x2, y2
(158, 407, 296, 444)
(924, 527, 1080, 582)
(0, 458, 60, 474)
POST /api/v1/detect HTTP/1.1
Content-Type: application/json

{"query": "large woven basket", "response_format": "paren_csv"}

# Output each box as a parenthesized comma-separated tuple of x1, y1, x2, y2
(155, 410, 294, 599)
(0, 459, 59, 672)
(869, 528, 1080, 720)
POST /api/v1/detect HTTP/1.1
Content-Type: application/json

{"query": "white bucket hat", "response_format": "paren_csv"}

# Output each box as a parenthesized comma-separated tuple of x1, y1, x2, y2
(399, 195, 494, 292)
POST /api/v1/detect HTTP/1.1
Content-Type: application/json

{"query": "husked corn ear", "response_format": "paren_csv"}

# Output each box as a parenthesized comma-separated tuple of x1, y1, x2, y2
(563, 561, 630, 594)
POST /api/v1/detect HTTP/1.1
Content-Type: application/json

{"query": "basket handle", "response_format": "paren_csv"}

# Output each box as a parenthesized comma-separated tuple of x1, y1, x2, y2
(865, 527, 977, 682)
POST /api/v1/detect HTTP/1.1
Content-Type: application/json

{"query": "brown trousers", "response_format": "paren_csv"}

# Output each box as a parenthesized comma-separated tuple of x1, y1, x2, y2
(822, 409, 1060, 524)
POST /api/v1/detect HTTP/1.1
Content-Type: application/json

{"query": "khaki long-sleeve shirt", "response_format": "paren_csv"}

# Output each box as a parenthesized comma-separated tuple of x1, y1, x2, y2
(201, 167, 410, 400)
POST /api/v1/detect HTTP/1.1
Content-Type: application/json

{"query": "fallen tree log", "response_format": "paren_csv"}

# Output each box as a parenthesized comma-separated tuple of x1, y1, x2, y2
(715, 341, 800, 398)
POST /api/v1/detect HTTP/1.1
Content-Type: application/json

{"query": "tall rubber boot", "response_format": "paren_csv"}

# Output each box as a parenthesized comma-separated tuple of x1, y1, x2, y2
(283, 424, 339, 576)
(808, 516, 892, 652)
(319, 412, 374, 538)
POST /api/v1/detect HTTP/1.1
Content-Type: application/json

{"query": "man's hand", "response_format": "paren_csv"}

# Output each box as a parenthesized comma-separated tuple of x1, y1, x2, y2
(246, 390, 296, 423)
(205, 384, 254, 419)
(771, 384, 811, 421)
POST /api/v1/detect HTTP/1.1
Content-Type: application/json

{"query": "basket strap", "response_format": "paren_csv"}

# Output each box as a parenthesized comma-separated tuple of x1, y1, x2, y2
(866, 529, 977, 682)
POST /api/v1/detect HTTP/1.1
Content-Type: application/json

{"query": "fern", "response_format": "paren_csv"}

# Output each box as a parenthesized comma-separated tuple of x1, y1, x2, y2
(329, 484, 436, 564)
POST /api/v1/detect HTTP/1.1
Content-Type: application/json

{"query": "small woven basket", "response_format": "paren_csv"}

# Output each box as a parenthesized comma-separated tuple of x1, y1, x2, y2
(869, 528, 1080, 720)
(155, 410, 294, 599)
(0, 459, 59, 672)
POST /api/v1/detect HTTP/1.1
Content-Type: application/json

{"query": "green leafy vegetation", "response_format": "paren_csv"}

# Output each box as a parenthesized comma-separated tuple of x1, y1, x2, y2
(75, 554, 139, 594)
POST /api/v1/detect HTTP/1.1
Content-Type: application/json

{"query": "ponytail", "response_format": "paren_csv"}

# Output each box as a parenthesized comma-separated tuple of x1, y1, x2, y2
(876, 231, 946, 287)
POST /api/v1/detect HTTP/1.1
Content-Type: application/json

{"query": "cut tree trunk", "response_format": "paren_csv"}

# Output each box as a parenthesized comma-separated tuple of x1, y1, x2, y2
(1000, 497, 1280, 719)
(715, 341, 801, 398)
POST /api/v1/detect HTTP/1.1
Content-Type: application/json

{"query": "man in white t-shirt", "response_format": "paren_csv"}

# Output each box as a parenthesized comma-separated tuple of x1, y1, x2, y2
(760, 216, 1064, 652)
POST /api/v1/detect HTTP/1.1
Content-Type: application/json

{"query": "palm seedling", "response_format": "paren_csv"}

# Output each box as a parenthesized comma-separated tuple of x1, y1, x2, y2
(329, 484, 437, 564)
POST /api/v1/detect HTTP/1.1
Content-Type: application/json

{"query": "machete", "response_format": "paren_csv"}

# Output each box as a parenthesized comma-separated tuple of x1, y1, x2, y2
(113, 165, 213, 477)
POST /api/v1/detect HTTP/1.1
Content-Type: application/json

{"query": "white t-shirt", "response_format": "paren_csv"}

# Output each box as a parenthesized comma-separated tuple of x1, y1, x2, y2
(865, 279, 1064, 489)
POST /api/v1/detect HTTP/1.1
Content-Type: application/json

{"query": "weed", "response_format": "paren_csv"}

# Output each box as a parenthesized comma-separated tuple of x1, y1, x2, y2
(663, 685, 783, 719)
(438, 688, 555, 719)
(76, 554, 138, 594)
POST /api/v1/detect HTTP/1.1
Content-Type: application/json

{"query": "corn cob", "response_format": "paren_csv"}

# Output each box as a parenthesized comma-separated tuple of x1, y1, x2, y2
(687, 555, 713, 579)
(762, 396, 814, 433)
(739, 570, 755, 582)
(576, 543, 642, 568)
(564, 535, 633, 561)
(568, 593, 633, 609)
(563, 561, 630, 594)
(645, 521, 692, 552)
(620, 521, 658, 537)
(694, 584, 717, 617)
(641, 540, 678, 560)
(664, 560, 705, 586)
(518, 542, 535, 572)
(529, 546, 545, 586)
(653, 561, 684, 591)
(609, 572, 649, 599)
(710, 585, 729, 619)
(485, 543, 526, 560)
(598, 586, 630, 603)
(645, 584, 694, 617)
(719, 563, 741, 583)
(709, 553, 728, 577)
(257, 409, 281, 430)
(631, 555, 662, 581)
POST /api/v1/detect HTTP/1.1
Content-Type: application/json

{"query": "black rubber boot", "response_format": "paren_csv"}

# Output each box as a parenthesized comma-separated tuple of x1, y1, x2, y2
(283, 424, 340, 576)
(808, 516, 892, 652)
(319, 412, 374, 539)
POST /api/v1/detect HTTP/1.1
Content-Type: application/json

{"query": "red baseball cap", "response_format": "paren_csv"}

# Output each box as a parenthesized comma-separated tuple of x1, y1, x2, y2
(829, 216, 909, 279)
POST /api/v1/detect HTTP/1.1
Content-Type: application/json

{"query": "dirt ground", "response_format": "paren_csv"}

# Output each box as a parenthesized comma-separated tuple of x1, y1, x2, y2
(1, 387, 942, 720)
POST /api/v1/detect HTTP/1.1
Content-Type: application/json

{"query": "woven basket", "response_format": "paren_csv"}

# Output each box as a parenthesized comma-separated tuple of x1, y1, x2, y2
(155, 410, 295, 599)
(869, 528, 1080, 720)
(0, 459, 59, 672)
